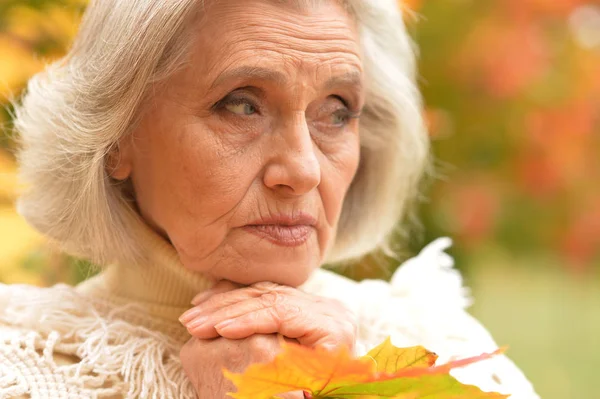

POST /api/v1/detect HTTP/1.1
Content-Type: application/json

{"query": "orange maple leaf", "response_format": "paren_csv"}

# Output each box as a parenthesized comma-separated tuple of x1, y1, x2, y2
(224, 343, 374, 399)
(224, 337, 508, 399)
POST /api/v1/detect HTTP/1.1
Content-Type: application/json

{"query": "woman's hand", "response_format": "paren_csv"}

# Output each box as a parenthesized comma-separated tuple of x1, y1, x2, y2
(179, 281, 356, 398)
(179, 280, 357, 350)
(180, 334, 304, 399)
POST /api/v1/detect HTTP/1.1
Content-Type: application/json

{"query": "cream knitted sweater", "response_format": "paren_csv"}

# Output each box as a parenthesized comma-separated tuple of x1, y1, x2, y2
(0, 224, 540, 399)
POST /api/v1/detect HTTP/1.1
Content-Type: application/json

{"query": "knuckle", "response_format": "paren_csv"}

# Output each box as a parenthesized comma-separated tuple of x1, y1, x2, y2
(259, 292, 301, 322)
(259, 291, 281, 307)
(274, 301, 301, 321)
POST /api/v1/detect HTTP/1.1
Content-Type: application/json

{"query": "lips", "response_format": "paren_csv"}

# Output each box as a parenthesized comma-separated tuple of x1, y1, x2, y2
(242, 224, 314, 247)
(242, 213, 317, 247)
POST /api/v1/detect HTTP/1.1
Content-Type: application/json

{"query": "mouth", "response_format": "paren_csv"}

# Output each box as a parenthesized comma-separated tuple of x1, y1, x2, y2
(242, 225, 314, 247)
(242, 213, 317, 247)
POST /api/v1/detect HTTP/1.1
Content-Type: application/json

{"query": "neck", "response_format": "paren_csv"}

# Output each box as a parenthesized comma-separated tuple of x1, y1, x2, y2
(78, 220, 215, 320)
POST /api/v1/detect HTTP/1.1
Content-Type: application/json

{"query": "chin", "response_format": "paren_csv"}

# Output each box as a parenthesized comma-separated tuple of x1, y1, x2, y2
(223, 258, 319, 288)
(213, 230, 324, 286)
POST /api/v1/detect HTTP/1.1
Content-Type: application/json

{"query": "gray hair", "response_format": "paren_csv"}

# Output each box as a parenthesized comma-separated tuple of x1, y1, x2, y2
(13, 0, 429, 266)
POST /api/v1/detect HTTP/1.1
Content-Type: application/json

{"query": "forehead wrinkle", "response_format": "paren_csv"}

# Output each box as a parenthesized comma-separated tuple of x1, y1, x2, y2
(200, 0, 358, 43)
(233, 18, 357, 50)
(208, 59, 362, 94)
(193, 0, 362, 93)
(217, 27, 362, 69)
(264, 0, 350, 12)
(203, 33, 362, 90)
(209, 66, 287, 91)
(203, 0, 353, 19)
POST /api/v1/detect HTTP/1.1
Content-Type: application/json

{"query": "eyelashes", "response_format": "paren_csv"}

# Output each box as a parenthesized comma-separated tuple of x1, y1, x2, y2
(330, 108, 361, 126)
(213, 88, 360, 111)
(212, 92, 260, 115)
(212, 88, 362, 131)
(217, 97, 259, 116)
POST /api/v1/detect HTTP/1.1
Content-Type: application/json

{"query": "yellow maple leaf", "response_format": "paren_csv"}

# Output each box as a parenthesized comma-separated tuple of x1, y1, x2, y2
(363, 337, 438, 373)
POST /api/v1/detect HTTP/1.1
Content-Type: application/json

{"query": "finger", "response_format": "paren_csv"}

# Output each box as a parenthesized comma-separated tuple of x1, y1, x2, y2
(213, 306, 355, 350)
(212, 307, 293, 339)
(198, 281, 311, 313)
(181, 280, 243, 324)
(184, 300, 268, 338)
(184, 290, 316, 338)
(184, 292, 355, 342)
(183, 281, 302, 326)
(189, 284, 271, 316)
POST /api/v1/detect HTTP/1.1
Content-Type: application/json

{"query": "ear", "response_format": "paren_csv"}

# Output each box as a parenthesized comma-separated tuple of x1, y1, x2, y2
(105, 138, 133, 181)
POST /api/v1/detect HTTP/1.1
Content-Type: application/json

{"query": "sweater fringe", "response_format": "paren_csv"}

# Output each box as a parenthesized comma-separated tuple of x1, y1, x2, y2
(0, 284, 195, 399)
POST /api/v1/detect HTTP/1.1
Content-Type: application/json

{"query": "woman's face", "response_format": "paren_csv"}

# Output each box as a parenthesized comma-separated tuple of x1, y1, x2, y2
(114, 0, 364, 287)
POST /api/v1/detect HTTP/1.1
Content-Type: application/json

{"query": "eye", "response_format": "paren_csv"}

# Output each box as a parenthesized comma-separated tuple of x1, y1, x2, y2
(315, 96, 360, 129)
(224, 99, 257, 116)
(331, 109, 353, 126)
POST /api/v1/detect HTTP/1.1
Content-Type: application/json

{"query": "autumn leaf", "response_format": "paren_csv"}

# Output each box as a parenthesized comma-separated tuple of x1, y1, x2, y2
(320, 373, 508, 399)
(224, 343, 374, 399)
(224, 338, 508, 399)
(363, 337, 437, 373)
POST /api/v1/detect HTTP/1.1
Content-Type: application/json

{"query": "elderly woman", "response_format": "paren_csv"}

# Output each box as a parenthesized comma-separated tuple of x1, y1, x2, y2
(0, 0, 539, 398)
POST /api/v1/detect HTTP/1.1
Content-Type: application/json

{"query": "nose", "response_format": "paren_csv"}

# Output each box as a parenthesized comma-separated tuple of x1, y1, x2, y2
(262, 113, 321, 196)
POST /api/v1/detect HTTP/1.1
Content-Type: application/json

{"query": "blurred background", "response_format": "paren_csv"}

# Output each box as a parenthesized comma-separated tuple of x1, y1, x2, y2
(0, 0, 598, 398)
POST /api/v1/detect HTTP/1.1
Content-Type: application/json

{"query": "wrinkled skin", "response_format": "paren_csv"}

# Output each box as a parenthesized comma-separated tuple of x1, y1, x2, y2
(180, 281, 357, 398)
(180, 335, 299, 398)
(109, 0, 363, 397)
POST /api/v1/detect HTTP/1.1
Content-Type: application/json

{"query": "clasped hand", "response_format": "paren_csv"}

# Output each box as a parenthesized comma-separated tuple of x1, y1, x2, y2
(179, 280, 357, 398)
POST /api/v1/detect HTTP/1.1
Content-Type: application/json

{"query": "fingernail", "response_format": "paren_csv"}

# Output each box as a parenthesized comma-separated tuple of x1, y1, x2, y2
(214, 319, 235, 331)
(179, 308, 203, 324)
(186, 316, 209, 330)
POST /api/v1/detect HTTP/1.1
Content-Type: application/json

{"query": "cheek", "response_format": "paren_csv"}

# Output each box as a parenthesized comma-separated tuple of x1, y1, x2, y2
(145, 122, 262, 251)
(319, 134, 361, 226)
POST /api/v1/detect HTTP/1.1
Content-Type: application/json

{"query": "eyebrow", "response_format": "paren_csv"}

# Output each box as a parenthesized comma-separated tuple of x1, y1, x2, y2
(209, 65, 363, 91)
(323, 70, 363, 91)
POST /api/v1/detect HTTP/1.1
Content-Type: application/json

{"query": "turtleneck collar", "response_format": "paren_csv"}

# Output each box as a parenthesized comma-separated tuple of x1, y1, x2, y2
(76, 220, 215, 321)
